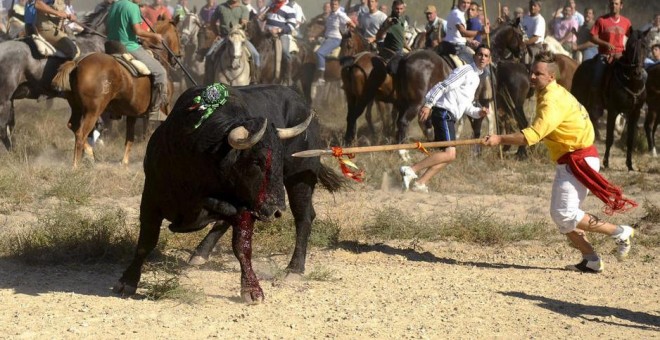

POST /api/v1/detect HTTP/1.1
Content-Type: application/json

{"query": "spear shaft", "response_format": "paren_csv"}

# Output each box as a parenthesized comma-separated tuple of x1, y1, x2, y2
(292, 139, 484, 157)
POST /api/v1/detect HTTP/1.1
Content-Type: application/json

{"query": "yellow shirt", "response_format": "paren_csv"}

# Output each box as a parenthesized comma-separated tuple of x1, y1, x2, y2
(522, 81, 595, 162)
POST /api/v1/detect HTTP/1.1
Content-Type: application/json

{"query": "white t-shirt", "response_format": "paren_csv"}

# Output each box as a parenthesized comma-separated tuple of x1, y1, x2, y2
(358, 10, 387, 39)
(522, 14, 546, 44)
(445, 8, 467, 45)
(325, 9, 351, 39)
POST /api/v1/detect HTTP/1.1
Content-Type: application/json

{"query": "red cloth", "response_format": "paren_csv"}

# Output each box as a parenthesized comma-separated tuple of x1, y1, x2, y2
(557, 145, 637, 215)
(590, 14, 632, 55)
(269, 1, 286, 13)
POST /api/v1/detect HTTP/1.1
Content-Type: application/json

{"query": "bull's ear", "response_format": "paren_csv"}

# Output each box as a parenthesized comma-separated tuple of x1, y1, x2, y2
(173, 14, 181, 26)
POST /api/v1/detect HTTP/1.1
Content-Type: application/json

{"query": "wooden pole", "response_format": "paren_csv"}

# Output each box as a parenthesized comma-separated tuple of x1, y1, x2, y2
(482, 0, 503, 160)
(292, 139, 484, 157)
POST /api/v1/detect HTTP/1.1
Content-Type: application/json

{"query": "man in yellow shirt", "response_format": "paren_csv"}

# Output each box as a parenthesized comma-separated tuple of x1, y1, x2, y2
(483, 51, 637, 273)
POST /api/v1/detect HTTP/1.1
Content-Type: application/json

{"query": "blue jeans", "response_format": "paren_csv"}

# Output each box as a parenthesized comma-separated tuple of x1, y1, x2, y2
(316, 37, 341, 71)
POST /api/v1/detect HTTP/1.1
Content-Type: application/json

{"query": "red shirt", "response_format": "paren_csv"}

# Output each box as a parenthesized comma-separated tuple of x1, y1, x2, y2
(141, 5, 172, 28)
(591, 14, 632, 55)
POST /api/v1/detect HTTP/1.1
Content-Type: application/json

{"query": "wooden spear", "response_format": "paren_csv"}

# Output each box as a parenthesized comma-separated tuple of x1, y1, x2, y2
(292, 139, 484, 157)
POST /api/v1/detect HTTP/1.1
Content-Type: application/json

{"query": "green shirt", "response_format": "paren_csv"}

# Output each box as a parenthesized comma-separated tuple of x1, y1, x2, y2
(382, 20, 405, 53)
(106, 0, 143, 52)
(214, 2, 249, 36)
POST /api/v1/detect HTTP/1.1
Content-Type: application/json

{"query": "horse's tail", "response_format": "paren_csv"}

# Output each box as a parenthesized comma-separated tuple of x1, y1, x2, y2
(52, 60, 77, 92)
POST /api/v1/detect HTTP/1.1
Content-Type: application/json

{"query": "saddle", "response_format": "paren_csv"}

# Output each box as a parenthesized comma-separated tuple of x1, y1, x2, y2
(104, 41, 151, 77)
(313, 44, 341, 59)
(25, 33, 79, 59)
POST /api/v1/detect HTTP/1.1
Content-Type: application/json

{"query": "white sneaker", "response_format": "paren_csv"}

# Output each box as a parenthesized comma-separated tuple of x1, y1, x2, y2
(399, 166, 417, 191)
(411, 182, 429, 193)
(613, 225, 634, 261)
(565, 258, 604, 273)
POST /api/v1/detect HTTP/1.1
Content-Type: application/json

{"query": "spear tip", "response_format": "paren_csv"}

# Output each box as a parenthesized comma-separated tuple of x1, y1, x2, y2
(291, 149, 329, 158)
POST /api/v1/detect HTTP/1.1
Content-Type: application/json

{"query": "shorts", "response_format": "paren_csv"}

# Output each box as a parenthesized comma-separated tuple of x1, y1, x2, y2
(431, 107, 456, 148)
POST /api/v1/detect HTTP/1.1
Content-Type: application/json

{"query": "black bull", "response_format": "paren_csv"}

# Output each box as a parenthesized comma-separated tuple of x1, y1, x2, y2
(188, 85, 347, 271)
(114, 85, 346, 303)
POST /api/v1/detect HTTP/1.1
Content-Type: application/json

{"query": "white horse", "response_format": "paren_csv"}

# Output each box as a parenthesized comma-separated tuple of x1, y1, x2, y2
(177, 12, 205, 88)
(210, 26, 251, 86)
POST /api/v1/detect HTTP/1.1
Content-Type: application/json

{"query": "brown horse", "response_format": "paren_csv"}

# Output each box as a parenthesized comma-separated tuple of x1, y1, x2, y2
(645, 63, 660, 157)
(340, 27, 396, 144)
(52, 18, 182, 167)
(572, 30, 648, 170)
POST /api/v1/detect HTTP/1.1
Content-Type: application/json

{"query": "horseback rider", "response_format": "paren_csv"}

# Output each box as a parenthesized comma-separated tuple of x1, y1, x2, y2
(438, 0, 489, 64)
(261, 0, 297, 85)
(423, 5, 446, 50)
(25, 0, 78, 59)
(314, 0, 355, 85)
(207, 0, 260, 81)
(375, 0, 407, 73)
(106, 0, 169, 117)
(357, 0, 387, 46)
(521, 0, 545, 63)
(589, 0, 632, 108)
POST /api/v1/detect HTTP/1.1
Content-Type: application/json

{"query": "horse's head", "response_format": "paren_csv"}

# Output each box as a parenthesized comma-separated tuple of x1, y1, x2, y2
(490, 19, 526, 62)
(179, 13, 201, 48)
(154, 18, 183, 69)
(622, 30, 648, 77)
(227, 26, 247, 69)
(340, 26, 365, 57)
(303, 14, 326, 43)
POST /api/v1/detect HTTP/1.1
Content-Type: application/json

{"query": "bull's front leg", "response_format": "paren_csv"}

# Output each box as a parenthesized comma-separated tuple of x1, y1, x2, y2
(232, 210, 263, 304)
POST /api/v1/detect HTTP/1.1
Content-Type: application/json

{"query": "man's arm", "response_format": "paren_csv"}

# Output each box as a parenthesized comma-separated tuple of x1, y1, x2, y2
(376, 17, 395, 41)
(35, 0, 71, 20)
(456, 23, 488, 39)
(483, 132, 528, 146)
(133, 23, 163, 44)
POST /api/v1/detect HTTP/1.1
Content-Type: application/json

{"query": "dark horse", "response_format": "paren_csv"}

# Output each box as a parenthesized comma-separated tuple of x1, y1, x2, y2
(572, 30, 648, 171)
(644, 63, 660, 157)
(52, 18, 182, 167)
(341, 27, 396, 145)
(0, 3, 109, 149)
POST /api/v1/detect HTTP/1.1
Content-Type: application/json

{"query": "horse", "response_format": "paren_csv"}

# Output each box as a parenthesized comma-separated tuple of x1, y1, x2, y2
(572, 30, 648, 171)
(644, 63, 660, 157)
(340, 27, 398, 145)
(52, 18, 182, 168)
(177, 12, 205, 88)
(0, 2, 109, 150)
(206, 26, 251, 86)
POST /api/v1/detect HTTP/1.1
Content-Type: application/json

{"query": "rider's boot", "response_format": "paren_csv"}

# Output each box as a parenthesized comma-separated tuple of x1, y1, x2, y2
(148, 83, 166, 119)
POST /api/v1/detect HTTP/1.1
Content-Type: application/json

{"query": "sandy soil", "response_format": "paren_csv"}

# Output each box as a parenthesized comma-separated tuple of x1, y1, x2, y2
(0, 100, 658, 339)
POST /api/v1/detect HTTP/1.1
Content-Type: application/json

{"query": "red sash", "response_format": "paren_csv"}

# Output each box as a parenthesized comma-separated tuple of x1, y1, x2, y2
(557, 145, 637, 215)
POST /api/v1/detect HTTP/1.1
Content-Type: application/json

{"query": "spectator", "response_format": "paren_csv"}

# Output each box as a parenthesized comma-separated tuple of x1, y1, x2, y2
(466, 2, 483, 48)
(644, 43, 660, 68)
(142, 0, 172, 28)
(552, 4, 578, 55)
(358, 0, 387, 44)
(644, 13, 660, 58)
(322, 2, 331, 18)
(565, 0, 585, 27)
(423, 5, 446, 49)
(496, 4, 511, 25)
(575, 7, 598, 62)
(513, 6, 524, 20)
(439, 0, 489, 63)
(173, 0, 190, 19)
(521, 0, 545, 61)
(199, 0, 217, 24)
(242, 0, 257, 18)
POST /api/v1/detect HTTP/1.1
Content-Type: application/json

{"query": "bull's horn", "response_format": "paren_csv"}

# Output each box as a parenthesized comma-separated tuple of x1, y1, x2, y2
(228, 119, 268, 150)
(277, 110, 315, 140)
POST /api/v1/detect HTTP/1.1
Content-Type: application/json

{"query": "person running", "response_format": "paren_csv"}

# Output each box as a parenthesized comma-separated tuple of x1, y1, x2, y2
(483, 51, 636, 273)
(399, 45, 491, 193)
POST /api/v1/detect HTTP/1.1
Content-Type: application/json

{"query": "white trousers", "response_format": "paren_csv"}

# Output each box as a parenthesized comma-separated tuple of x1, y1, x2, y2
(549, 156, 600, 234)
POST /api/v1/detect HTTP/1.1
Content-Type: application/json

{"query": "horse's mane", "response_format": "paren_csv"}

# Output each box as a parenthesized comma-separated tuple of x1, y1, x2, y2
(80, 1, 113, 33)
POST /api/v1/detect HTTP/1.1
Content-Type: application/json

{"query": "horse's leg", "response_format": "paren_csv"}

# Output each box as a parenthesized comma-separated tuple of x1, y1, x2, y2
(644, 103, 658, 157)
(603, 107, 618, 169)
(0, 99, 15, 150)
(625, 104, 643, 171)
(74, 111, 100, 168)
(365, 100, 376, 140)
(189, 221, 231, 265)
(122, 116, 137, 166)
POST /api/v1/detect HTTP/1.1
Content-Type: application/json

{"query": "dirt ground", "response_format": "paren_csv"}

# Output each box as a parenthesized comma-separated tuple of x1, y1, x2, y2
(0, 99, 658, 339)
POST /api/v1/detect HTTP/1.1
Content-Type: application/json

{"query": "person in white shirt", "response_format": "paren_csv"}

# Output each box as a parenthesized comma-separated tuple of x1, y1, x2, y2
(399, 45, 491, 193)
(522, 0, 546, 61)
(440, 0, 489, 63)
(288, 0, 305, 29)
(315, 0, 355, 84)
(242, 0, 257, 18)
(358, 0, 386, 44)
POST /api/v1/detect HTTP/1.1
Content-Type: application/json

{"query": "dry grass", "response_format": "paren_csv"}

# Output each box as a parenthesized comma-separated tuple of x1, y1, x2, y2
(0, 98, 657, 303)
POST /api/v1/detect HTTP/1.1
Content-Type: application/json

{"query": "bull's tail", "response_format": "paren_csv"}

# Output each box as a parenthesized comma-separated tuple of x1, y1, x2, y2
(52, 60, 77, 92)
(318, 163, 349, 193)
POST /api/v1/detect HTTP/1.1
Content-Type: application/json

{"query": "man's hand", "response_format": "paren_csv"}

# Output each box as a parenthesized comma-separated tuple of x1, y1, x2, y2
(153, 33, 164, 43)
(418, 106, 431, 123)
(482, 134, 501, 146)
(478, 107, 489, 118)
(269, 27, 281, 35)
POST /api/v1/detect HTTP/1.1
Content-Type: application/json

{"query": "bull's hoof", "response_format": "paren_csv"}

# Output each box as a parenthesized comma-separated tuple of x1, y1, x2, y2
(188, 254, 208, 266)
(241, 287, 264, 305)
(112, 281, 137, 297)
